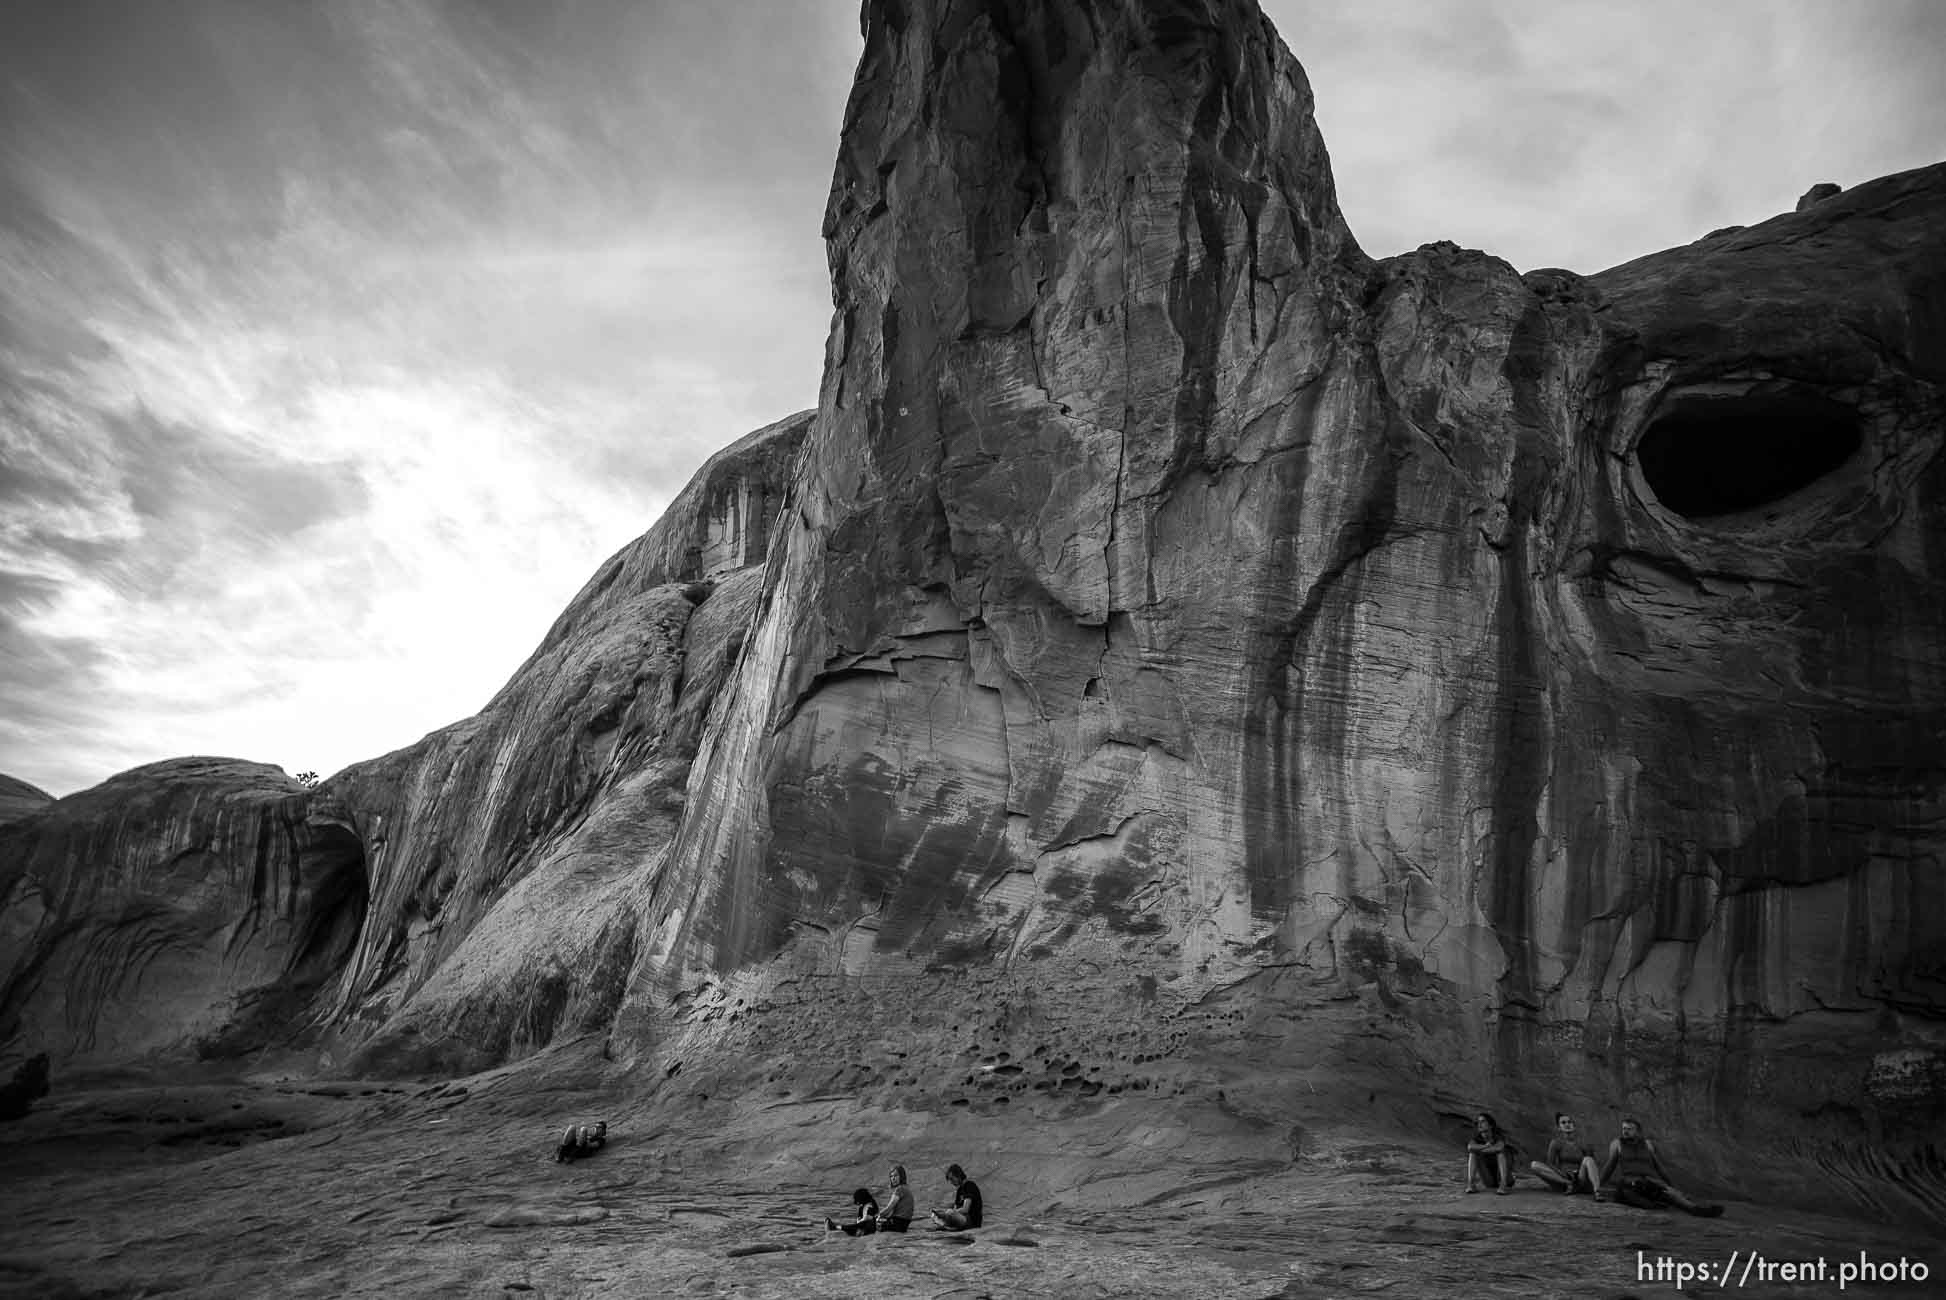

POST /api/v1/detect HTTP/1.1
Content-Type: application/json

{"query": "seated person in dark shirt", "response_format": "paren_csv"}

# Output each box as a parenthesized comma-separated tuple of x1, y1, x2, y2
(1530, 1112, 1601, 1194)
(825, 1187, 881, 1235)
(928, 1163, 983, 1230)
(1464, 1112, 1514, 1194)
(1596, 1116, 1722, 1216)
(554, 1120, 607, 1162)
(830, 1166, 914, 1235)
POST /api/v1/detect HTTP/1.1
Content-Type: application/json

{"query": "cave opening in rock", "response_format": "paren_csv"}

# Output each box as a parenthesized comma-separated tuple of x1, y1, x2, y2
(292, 825, 369, 981)
(1636, 387, 1862, 519)
(198, 826, 371, 1061)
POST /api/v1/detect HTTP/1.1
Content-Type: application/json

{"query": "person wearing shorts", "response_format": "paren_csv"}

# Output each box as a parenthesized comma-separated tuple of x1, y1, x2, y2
(1465, 1112, 1514, 1194)
(1531, 1112, 1601, 1194)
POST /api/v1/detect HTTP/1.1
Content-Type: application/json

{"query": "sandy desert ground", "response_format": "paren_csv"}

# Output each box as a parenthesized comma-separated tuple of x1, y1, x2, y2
(2, 1042, 1941, 1300)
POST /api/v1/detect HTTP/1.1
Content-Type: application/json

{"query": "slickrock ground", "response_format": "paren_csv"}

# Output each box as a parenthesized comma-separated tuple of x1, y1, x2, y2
(3, 1054, 1940, 1299)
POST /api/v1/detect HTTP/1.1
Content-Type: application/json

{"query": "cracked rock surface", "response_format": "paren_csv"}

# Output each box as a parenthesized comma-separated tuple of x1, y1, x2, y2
(0, 1058, 1939, 1299)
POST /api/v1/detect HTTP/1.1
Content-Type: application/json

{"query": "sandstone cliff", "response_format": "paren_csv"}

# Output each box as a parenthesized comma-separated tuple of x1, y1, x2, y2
(0, 412, 810, 1076)
(2, 0, 1942, 1224)
(312, 410, 810, 1075)
(601, 0, 1946, 1218)
(0, 758, 360, 1069)
(0, 775, 51, 828)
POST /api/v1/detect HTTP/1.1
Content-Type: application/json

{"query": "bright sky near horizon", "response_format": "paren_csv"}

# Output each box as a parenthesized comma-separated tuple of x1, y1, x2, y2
(3, 1, 1942, 799)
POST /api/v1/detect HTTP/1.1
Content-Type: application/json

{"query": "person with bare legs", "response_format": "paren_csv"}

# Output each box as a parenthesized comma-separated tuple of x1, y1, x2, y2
(1531, 1112, 1602, 1195)
(1464, 1112, 1514, 1195)
(825, 1187, 880, 1236)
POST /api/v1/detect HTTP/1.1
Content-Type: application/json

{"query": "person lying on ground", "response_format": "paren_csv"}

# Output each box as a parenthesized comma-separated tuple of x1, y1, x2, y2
(1531, 1112, 1602, 1195)
(927, 1164, 983, 1230)
(825, 1187, 881, 1236)
(1465, 1111, 1515, 1195)
(1596, 1117, 1723, 1217)
(876, 1163, 915, 1232)
(555, 1120, 607, 1162)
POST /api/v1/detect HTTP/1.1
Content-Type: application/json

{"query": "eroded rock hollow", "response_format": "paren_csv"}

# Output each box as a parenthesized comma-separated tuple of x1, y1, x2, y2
(4, 0, 1943, 1220)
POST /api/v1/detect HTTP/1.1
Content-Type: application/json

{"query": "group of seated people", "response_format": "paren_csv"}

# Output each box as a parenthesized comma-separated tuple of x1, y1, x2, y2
(549, 1123, 986, 1235)
(554, 1120, 608, 1162)
(824, 1163, 983, 1235)
(1466, 1111, 1723, 1216)
(552, 1113, 1716, 1224)
(550, 1130, 986, 1236)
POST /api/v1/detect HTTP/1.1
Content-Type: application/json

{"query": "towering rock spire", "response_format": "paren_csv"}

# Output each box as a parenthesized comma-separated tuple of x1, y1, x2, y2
(615, 0, 1946, 1216)
(637, 0, 1378, 987)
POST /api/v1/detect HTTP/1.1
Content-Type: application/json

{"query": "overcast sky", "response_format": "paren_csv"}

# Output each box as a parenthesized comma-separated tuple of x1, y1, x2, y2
(3, 1, 1941, 798)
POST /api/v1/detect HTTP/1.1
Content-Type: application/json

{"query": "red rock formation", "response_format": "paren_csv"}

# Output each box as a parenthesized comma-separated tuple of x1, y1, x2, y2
(0, 758, 362, 1070)
(287, 410, 813, 1074)
(3, 0, 1942, 1221)
(605, 0, 1946, 1216)
(0, 413, 808, 1077)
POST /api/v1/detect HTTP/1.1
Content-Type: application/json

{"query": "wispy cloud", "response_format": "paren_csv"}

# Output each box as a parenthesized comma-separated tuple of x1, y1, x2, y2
(0, 0, 852, 794)
(1278, 0, 1946, 270)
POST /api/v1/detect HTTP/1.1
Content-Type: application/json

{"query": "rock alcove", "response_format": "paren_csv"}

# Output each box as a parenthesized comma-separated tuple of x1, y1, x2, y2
(1636, 381, 1865, 519)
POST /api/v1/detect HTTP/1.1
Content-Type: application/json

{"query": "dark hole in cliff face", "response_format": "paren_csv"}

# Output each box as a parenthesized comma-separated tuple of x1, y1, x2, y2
(1635, 387, 1862, 518)
(198, 826, 370, 1061)
(292, 825, 369, 980)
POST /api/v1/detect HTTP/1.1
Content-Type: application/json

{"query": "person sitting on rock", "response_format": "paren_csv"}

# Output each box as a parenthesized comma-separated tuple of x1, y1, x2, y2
(1595, 1116, 1722, 1216)
(826, 1187, 881, 1235)
(875, 1163, 915, 1232)
(1531, 1111, 1602, 1195)
(1464, 1111, 1515, 1194)
(554, 1120, 607, 1162)
(927, 1163, 983, 1230)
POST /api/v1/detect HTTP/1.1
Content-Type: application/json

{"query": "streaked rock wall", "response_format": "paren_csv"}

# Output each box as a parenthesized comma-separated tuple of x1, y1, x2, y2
(3, 0, 1940, 1222)
(0, 758, 361, 1068)
(0, 412, 810, 1076)
(613, 0, 1946, 1213)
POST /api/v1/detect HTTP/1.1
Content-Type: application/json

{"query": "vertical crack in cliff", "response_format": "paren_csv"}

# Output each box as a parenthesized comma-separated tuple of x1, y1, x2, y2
(1243, 371, 1416, 926)
(1169, 141, 1226, 490)
(1485, 301, 1559, 1057)
(1391, 848, 1449, 953)
(1108, 170, 1135, 639)
(1485, 522, 1546, 984)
